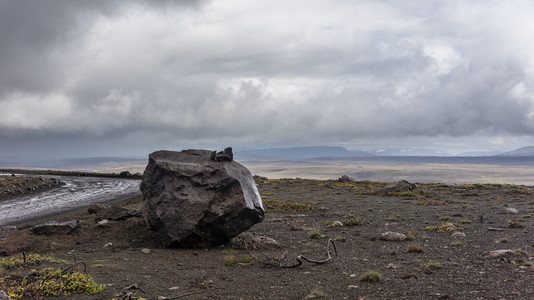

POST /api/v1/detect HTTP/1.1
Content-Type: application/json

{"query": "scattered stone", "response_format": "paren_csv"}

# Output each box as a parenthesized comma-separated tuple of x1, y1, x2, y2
(87, 203, 110, 214)
(103, 242, 113, 248)
(253, 175, 268, 181)
(487, 227, 504, 232)
(381, 180, 417, 194)
(211, 147, 234, 161)
(330, 221, 343, 227)
(505, 207, 519, 214)
(489, 249, 514, 257)
(141, 149, 264, 247)
(450, 232, 466, 238)
(141, 248, 151, 254)
(1, 226, 16, 232)
(379, 232, 408, 241)
(338, 174, 354, 182)
(119, 171, 132, 177)
(31, 220, 80, 235)
(169, 286, 180, 291)
(0, 290, 10, 300)
(96, 206, 140, 221)
(96, 219, 109, 227)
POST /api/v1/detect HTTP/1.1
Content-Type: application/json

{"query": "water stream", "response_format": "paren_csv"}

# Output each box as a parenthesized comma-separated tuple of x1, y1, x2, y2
(0, 175, 141, 226)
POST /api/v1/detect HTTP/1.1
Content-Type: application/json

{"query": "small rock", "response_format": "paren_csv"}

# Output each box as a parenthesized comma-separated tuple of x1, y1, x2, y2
(489, 249, 514, 257)
(0, 290, 10, 300)
(505, 207, 519, 214)
(488, 227, 504, 231)
(1, 226, 16, 231)
(141, 248, 152, 254)
(381, 180, 417, 194)
(96, 206, 140, 222)
(119, 171, 132, 177)
(338, 175, 354, 182)
(87, 203, 110, 214)
(450, 232, 466, 238)
(379, 232, 408, 241)
(103, 242, 113, 248)
(31, 220, 80, 235)
(97, 219, 109, 227)
(233, 235, 280, 249)
(331, 221, 343, 227)
(168, 286, 180, 290)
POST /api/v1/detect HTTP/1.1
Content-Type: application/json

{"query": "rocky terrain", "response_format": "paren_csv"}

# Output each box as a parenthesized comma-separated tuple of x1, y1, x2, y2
(1, 177, 534, 299)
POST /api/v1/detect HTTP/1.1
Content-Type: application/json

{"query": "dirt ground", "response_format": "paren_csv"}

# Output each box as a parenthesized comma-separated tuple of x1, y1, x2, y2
(1, 178, 534, 300)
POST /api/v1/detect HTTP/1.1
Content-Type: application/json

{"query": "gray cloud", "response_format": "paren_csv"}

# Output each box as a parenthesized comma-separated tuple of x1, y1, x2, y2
(1, 0, 534, 159)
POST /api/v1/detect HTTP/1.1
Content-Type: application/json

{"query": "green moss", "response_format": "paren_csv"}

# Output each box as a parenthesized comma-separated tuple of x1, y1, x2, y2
(1, 268, 105, 299)
(0, 253, 61, 269)
(224, 255, 256, 267)
(359, 271, 382, 282)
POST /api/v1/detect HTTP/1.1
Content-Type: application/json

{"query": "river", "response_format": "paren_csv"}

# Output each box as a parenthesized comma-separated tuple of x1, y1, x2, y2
(0, 175, 141, 226)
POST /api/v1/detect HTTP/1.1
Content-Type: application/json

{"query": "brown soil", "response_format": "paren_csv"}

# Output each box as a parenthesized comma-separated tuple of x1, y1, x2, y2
(1, 179, 534, 299)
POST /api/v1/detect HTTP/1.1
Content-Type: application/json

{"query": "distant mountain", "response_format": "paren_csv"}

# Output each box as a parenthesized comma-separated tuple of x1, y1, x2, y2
(236, 146, 369, 160)
(496, 146, 534, 157)
(368, 148, 452, 156)
(457, 149, 504, 156)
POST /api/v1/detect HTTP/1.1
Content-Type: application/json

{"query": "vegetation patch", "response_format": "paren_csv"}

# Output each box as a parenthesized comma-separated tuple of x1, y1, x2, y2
(424, 261, 443, 273)
(0, 253, 63, 270)
(359, 271, 382, 283)
(407, 244, 424, 253)
(263, 199, 314, 213)
(507, 220, 525, 229)
(0, 254, 105, 300)
(342, 217, 366, 226)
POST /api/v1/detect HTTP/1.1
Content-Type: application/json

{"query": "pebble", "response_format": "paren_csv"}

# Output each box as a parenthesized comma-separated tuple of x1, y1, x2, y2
(489, 249, 514, 257)
(505, 207, 519, 214)
(379, 232, 407, 241)
(141, 248, 152, 254)
(451, 232, 466, 238)
(97, 219, 109, 227)
(103, 242, 113, 248)
(331, 221, 343, 227)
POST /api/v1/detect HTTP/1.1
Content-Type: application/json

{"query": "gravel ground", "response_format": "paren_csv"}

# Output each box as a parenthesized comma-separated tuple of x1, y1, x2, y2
(1, 178, 534, 299)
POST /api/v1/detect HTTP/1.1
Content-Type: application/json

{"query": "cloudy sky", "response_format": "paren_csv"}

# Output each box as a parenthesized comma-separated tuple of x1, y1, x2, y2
(2, 0, 534, 161)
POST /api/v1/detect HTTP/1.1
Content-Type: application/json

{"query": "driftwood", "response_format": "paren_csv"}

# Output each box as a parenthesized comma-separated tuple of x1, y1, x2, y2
(249, 238, 337, 268)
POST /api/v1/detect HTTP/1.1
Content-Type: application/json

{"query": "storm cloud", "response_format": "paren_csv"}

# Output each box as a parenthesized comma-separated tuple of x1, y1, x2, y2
(1, 0, 534, 158)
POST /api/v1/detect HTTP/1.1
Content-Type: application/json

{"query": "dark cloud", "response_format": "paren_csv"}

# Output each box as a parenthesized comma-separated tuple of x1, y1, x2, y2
(1, 0, 534, 160)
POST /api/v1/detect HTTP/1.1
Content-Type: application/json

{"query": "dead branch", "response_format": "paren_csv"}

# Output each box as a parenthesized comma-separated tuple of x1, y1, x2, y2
(61, 260, 87, 274)
(249, 238, 337, 268)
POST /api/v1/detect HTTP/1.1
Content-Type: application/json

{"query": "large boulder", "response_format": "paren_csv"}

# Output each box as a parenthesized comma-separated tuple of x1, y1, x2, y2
(140, 149, 264, 247)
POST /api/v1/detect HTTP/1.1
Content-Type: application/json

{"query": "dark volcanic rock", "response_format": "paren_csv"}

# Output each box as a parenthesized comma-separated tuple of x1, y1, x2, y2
(31, 220, 80, 235)
(140, 149, 264, 247)
(96, 206, 140, 222)
(381, 180, 417, 194)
